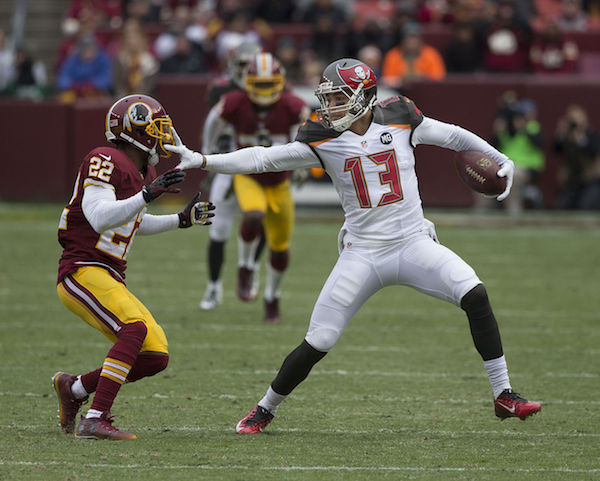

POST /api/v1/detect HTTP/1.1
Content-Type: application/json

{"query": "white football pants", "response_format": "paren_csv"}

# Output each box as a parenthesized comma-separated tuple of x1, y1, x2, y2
(305, 231, 481, 352)
(208, 173, 238, 242)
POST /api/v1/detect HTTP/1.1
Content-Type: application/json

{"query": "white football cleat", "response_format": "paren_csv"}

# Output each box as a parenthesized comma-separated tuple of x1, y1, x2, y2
(200, 282, 222, 310)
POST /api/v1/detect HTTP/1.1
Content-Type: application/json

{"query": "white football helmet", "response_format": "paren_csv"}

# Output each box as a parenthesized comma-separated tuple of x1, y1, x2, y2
(315, 58, 378, 132)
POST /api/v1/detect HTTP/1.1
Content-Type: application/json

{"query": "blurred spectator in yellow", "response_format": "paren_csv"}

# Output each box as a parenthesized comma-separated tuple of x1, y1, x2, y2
(382, 23, 446, 90)
(530, 20, 579, 73)
(1, 46, 49, 101)
(159, 33, 207, 74)
(443, 22, 484, 72)
(113, 19, 158, 97)
(491, 94, 545, 214)
(555, 105, 600, 209)
(556, 0, 589, 31)
(483, 0, 532, 72)
(57, 34, 112, 102)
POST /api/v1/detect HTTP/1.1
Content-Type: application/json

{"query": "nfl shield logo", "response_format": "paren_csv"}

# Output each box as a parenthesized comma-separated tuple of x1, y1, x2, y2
(361, 140, 368, 148)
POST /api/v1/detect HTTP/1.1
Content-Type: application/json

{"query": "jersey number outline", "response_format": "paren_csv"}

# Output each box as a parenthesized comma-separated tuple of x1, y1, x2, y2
(344, 149, 404, 209)
(88, 156, 114, 182)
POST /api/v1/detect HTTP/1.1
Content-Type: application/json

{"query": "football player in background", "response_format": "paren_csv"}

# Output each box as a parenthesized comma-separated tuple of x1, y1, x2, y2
(202, 52, 309, 322)
(166, 58, 541, 433)
(200, 41, 266, 311)
(53, 94, 214, 440)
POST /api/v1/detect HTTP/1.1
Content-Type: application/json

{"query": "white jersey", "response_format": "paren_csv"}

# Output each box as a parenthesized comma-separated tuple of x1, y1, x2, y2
(204, 95, 510, 242)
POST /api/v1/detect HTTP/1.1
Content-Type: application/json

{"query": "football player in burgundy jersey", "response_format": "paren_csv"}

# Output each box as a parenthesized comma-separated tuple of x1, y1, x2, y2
(53, 94, 214, 440)
(202, 52, 310, 323)
(167, 58, 541, 433)
(199, 41, 268, 312)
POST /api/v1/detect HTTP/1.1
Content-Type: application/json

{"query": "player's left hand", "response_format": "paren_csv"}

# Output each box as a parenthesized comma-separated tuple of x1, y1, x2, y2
(423, 218, 439, 243)
(178, 192, 215, 228)
(496, 159, 514, 201)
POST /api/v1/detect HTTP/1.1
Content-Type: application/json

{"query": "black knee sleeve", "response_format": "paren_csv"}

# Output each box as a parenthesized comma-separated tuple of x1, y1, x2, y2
(271, 340, 327, 395)
(461, 284, 504, 361)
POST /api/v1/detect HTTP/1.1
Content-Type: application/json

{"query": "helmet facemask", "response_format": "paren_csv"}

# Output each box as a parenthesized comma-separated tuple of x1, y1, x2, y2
(315, 81, 376, 132)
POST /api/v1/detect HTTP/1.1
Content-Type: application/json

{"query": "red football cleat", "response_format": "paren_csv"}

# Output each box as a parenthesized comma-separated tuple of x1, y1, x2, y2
(52, 371, 87, 434)
(237, 267, 256, 301)
(75, 412, 137, 440)
(494, 389, 542, 420)
(235, 405, 274, 434)
(264, 298, 281, 323)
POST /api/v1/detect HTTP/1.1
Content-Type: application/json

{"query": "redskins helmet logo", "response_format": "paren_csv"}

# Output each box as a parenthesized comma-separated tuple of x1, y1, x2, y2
(127, 103, 152, 126)
(336, 63, 375, 90)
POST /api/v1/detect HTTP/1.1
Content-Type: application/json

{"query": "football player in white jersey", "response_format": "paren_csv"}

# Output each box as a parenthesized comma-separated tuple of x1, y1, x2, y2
(166, 58, 542, 433)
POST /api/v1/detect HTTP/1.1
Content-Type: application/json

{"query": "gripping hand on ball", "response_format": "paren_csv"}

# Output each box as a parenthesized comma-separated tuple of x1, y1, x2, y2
(496, 159, 514, 201)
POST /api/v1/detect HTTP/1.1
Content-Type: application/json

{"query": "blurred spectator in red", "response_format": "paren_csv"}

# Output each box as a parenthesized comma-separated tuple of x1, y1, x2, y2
(357, 44, 383, 78)
(300, 0, 348, 62)
(159, 33, 207, 73)
(556, 0, 589, 31)
(382, 23, 446, 90)
(57, 34, 112, 102)
(443, 22, 484, 72)
(0, 28, 14, 91)
(415, 0, 452, 23)
(483, 0, 532, 72)
(1, 46, 49, 101)
(113, 19, 158, 97)
(555, 105, 600, 209)
(65, 0, 122, 28)
(530, 20, 579, 73)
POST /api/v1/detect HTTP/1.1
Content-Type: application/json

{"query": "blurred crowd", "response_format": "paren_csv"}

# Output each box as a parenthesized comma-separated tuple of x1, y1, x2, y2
(0, 0, 598, 209)
(1, 0, 599, 102)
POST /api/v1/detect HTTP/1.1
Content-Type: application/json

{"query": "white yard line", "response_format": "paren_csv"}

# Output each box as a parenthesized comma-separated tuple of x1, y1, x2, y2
(0, 460, 598, 474)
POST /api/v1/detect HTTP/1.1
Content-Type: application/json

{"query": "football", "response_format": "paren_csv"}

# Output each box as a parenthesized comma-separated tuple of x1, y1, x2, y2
(454, 150, 507, 196)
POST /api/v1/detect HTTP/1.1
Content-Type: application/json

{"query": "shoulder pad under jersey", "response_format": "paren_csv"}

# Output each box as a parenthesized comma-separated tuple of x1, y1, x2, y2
(295, 120, 341, 145)
(372, 96, 424, 129)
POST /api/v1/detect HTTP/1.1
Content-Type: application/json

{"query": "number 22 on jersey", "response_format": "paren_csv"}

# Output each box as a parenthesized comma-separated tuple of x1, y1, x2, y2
(344, 149, 404, 208)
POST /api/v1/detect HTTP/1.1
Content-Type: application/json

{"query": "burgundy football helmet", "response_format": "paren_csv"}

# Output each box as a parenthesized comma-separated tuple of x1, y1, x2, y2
(105, 94, 174, 166)
(244, 53, 286, 106)
(315, 58, 377, 132)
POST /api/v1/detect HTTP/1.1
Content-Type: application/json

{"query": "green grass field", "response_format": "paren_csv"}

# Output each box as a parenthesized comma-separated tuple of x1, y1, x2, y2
(1, 203, 599, 480)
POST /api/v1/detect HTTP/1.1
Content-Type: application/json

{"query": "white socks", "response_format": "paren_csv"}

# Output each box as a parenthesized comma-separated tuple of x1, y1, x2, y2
(258, 386, 288, 415)
(85, 409, 103, 419)
(484, 355, 512, 400)
(71, 376, 89, 400)
(238, 236, 260, 269)
(264, 263, 284, 302)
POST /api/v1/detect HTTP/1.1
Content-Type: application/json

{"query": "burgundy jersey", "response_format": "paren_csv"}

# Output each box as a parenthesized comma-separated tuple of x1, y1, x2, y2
(220, 90, 307, 186)
(57, 146, 156, 284)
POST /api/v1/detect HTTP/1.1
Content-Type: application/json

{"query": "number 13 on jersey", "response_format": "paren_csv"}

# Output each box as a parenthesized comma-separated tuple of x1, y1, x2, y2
(344, 149, 404, 208)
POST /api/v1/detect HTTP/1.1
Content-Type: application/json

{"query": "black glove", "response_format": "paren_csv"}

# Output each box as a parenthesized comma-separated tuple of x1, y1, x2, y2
(142, 169, 186, 203)
(178, 192, 215, 228)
